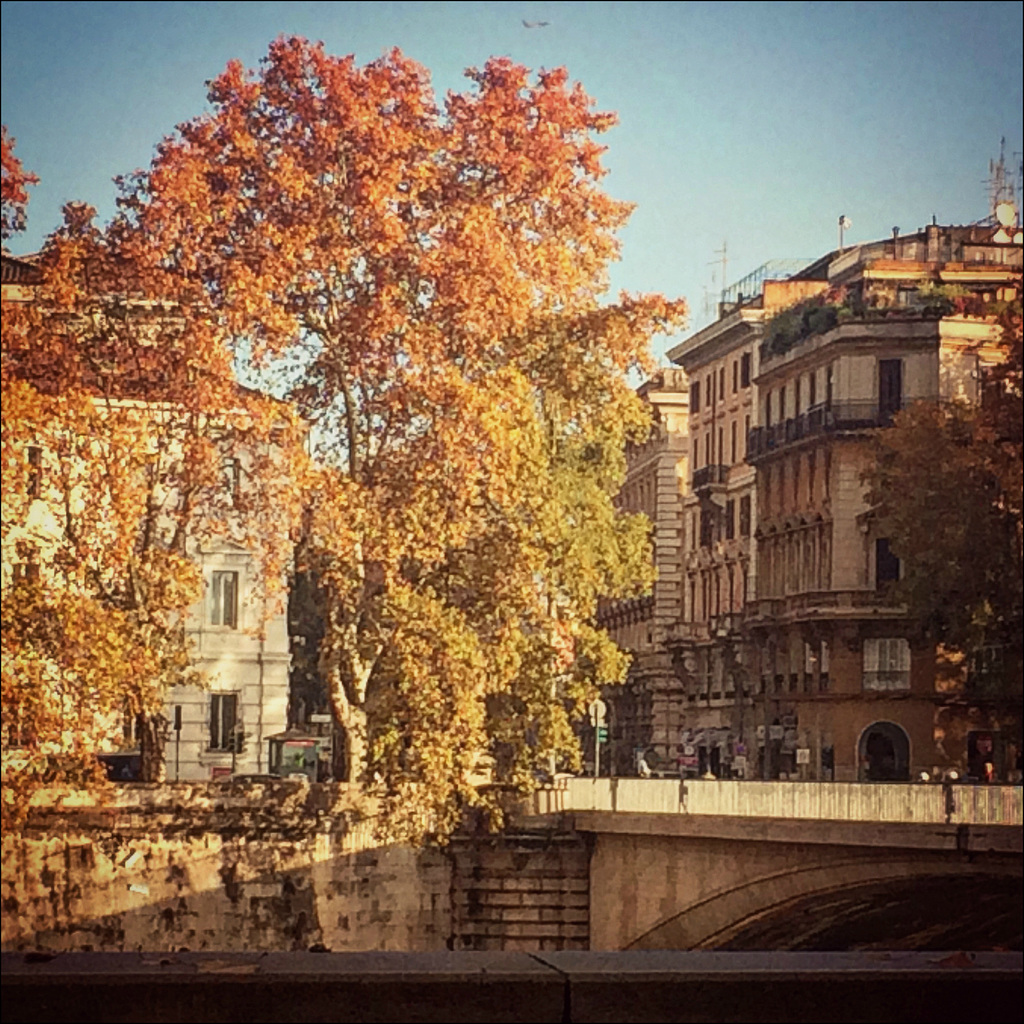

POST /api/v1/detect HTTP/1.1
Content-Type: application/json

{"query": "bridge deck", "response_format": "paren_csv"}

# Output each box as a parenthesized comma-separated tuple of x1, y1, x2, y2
(529, 778, 1023, 827)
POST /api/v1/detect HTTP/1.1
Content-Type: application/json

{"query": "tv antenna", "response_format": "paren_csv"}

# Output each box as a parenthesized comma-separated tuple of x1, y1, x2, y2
(838, 215, 852, 252)
(713, 240, 728, 302)
(986, 137, 1021, 220)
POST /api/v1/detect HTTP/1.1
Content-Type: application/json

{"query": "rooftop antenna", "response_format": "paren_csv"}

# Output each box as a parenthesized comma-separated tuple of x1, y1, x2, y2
(713, 240, 728, 302)
(838, 215, 852, 253)
(700, 281, 717, 323)
(986, 137, 1018, 220)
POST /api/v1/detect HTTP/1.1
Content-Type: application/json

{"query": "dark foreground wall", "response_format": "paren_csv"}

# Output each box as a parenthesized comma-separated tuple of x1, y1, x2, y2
(2, 951, 1021, 1024)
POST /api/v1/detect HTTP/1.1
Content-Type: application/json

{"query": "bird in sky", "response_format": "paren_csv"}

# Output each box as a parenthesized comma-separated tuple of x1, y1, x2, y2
(522, 20, 550, 29)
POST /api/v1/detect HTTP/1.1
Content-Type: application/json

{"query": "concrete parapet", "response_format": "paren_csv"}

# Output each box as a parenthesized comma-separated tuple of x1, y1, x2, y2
(530, 777, 1024, 826)
(2, 950, 1020, 1023)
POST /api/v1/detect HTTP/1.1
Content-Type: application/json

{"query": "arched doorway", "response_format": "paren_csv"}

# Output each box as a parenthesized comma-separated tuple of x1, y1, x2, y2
(858, 721, 910, 781)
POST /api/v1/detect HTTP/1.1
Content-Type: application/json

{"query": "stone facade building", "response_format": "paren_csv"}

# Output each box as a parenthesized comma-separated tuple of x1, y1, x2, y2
(665, 271, 828, 779)
(611, 221, 1021, 783)
(598, 368, 689, 775)
(743, 223, 1020, 783)
(2, 251, 291, 782)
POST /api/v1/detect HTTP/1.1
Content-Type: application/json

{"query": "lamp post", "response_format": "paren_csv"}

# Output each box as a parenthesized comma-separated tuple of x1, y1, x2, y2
(589, 698, 607, 777)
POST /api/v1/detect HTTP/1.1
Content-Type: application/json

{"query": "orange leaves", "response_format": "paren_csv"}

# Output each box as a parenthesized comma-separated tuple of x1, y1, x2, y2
(1, 126, 38, 240)
(2, 160, 309, 812)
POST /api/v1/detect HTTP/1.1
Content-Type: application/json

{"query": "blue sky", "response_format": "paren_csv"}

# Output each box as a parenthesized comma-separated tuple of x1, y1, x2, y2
(2, 1, 1022, 359)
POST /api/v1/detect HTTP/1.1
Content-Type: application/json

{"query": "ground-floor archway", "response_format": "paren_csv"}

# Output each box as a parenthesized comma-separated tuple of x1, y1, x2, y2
(858, 720, 910, 781)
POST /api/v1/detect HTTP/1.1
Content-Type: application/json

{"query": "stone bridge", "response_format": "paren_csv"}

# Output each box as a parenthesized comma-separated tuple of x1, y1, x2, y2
(3, 779, 1020, 955)
(519, 778, 1023, 951)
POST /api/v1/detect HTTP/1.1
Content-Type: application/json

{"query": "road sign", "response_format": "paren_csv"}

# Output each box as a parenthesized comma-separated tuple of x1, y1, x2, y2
(589, 698, 607, 727)
(597, 726, 608, 743)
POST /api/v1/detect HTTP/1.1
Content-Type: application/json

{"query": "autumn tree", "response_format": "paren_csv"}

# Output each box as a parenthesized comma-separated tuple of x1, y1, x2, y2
(2, 148, 305, 824)
(865, 296, 1023, 690)
(117, 39, 685, 838)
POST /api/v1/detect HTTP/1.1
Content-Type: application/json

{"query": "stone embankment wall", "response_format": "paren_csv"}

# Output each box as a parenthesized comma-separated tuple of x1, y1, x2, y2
(1, 781, 588, 953)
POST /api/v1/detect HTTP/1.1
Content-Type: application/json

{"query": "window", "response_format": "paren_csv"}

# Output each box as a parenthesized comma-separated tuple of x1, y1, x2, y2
(690, 380, 701, 413)
(809, 371, 817, 408)
(699, 508, 715, 548)
(210, 570, 239, 628)
(826, 363, 834, 408)
(692, 431, 700, 469)
(804, 642, 816, 690)
(27, 446, 43, 499)
(879, 359, 903, 422)
(730, 420, 738, 464)
(740, 352, 751, 388)
(13, 541, 40, 583)
(968, 645, 1006, 692)
(765, 390, 773, 427)
(743, 414, 750, 458)
(739, 495, 752, 537)
(795, 377, 802, 414)
(705, 375, 713, 408)
(863, 638, 911, 691)
(209, 693, 239, 751)
(222, 458, 241, 504)
(718, 367, 725, 400)
(704, 432, 711, 466)
(732, 360, 739, 393)
(725, 499, 736, 540)
(876, 538, 900, 585)
(778, 385, 787, 422)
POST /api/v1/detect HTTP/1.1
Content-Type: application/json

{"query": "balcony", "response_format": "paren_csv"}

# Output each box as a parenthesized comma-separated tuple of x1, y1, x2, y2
(746, 400, 909, 461)
(744, 590, 905, 626)
(693, 464, 729, 494)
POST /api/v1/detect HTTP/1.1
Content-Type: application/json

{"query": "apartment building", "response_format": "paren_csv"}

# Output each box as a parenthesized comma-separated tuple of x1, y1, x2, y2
(599, 368, 689, 775)
(2, 251, 291, 781)
(663, 265, 828, 779)
(744, 222, 1020, 782)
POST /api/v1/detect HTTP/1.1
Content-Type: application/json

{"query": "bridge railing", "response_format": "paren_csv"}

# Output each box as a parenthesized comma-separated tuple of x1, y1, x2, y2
(530, 778, 1023, 826)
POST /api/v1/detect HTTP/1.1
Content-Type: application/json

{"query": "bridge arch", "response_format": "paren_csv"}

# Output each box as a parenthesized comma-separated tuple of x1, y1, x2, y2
(625, 858, 1020, 951)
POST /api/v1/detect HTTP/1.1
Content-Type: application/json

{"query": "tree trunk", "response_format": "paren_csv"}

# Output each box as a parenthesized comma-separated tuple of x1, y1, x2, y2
(138, 712, 168, 782)
(337, 702, 368, 784)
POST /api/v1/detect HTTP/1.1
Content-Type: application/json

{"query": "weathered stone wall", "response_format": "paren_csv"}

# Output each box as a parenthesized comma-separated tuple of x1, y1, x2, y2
(1, 781, 452, 953)
(449, 831, 590, 951)
(1, 781, 590, 954)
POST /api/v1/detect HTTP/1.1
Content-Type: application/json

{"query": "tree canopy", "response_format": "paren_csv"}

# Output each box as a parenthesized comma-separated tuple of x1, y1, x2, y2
(3, 40, 685, 839)
(110, 38, 685, 839)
